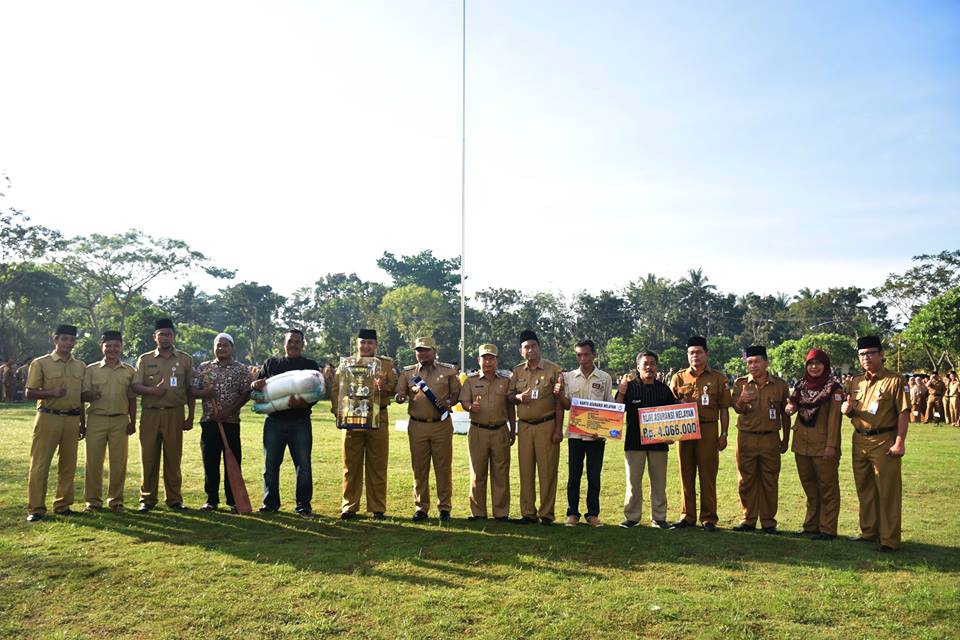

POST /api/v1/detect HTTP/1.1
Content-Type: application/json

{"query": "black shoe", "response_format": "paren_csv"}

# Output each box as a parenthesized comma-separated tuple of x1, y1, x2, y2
(670, 519, 693, 529)
(732, 524, 757, 532)
(201, 503, 217, 511)
(297, 510, 315, 519)
(702, 522, 717, 533)
(467, 515, 487, 521)
(340, 511, 357, 520)
(795, 530, 819, 538)
(229, 506, 239, 514)
(439, 510, 451, 521)
(26, 513, 43, 523)
(258, 506, 279, 514)
(137, 503, 153, 513)
(761, 526, 780, 535)
(652, 520, 670, 529)
(168, 503, 188, 511)
(412, 510, 428, 522)
(619, 520, 639, 528)
(494, 516, 510, 522)
(512, 516, 537, 524)
(540, 517, 553, 526)
(878, 544, 895, 553)
(54, 508, 78, 516)
(848, 534, 877, 543)
(812, 533, 836, 541)
(372, 512, 385, 520)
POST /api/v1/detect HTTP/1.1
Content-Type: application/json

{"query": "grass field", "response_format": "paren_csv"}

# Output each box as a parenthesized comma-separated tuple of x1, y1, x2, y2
(0, 401, 958, 639)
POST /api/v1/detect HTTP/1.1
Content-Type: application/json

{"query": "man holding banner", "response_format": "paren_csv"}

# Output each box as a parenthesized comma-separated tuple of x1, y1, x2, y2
(395, 337, 460, 522)
(555, 339, 614, 527)
(616, 351, 677, 529)
(669, 336, 730, 532)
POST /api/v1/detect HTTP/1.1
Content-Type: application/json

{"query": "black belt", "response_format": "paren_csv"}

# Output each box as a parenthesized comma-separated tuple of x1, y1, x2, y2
(855, 427, 897, 436)
(520, 414, 554, 425)
(38, 407, 81, 416)
(471, 421, 506, 430)
(143, 406, 181, 411)
(410, 416, 444, 423)
(741, 430, 776, 435)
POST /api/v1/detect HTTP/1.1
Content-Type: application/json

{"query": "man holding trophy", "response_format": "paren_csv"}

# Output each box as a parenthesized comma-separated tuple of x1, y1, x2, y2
(331, 329, 397, 520)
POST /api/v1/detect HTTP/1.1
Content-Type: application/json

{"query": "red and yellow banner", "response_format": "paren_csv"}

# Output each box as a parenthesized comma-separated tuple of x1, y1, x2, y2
(568, 398, 625, 441)
(639, 402, 701, 445)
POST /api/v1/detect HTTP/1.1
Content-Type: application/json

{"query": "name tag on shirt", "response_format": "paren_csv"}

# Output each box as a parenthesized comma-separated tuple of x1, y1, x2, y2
(701, 392, 710, 406)
(169, 375, 178, 387)
(531, 388, 540, 400)
(769, 407, 777, 420)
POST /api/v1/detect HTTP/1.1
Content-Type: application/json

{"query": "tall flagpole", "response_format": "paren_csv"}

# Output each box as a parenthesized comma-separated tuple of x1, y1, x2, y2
(459, 0, 466, 372)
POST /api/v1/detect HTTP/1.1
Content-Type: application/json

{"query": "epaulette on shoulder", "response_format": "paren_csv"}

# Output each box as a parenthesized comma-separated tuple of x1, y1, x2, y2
(403, 364, 418, 371)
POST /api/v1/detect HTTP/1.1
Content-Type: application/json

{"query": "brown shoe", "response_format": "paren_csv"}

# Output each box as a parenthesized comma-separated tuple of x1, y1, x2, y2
(586, 516, 602, 527)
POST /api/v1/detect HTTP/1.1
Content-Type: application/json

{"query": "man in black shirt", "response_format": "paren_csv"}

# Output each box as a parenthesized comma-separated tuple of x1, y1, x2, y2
(252, 329, 319, 517)
(616, 351, 677, 529)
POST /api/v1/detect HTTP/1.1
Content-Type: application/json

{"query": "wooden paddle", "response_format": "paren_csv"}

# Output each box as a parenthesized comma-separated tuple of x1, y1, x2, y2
(210, 392, 252, 514)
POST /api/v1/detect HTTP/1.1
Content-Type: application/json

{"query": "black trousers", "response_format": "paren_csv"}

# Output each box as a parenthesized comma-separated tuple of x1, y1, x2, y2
(200, 421, 242, 506)
(567, 438, 605, 518)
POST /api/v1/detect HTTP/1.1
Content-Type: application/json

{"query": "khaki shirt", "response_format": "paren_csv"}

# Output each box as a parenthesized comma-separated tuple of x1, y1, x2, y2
(84, 360, 135, 416)
(562, 366, 614, 440)
(947, 380, 959, 398)
(791, 384, 843, 456)
(731, 373, 790, 433)
(508, 358, 563, 423)
(669, 367, 730, 423)
(459, 372, 511, 426)
(926, 380, 946, 399)
(26, 351, 86, 411)
(396, 361, 461, 421)
(849, 368, 910, 431)
(330, 355, 398, 427)
(133, 349, 193, 408)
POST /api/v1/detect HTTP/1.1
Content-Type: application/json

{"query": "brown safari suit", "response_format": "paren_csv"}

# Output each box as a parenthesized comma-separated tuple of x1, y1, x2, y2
(396, 361, 461, 513)
(459, 371, 514, 518)
(330, 355, 397, 515)
(791, 383, 842, 536)
(731, 373, 790, 528)
(669, 367, 730, 526)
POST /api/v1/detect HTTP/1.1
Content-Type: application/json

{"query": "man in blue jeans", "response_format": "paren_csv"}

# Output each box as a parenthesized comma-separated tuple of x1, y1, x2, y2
(252, 329, 319, 518)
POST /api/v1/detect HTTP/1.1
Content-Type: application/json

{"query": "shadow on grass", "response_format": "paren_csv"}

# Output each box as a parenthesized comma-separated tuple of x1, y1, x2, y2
(5, 503, 957, 588)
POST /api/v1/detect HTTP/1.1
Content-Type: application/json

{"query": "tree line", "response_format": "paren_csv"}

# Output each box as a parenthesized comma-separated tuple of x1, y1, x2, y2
(2, 182, 958, 378)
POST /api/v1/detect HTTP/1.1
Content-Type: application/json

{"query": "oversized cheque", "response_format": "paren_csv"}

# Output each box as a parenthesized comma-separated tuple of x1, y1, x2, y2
(639, 402, 701, 446)
(568, 397, 625, 441)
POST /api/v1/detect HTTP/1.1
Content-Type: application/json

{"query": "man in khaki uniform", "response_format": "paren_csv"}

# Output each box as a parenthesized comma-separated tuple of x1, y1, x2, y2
(395, 337, 461, 521)
(131, 318, 195, 512)
(25, 324, 86, 522)
(923, 372, 946, 426)
(81, 330, 136, 512)
(508, 329, 564, 525)
(730, 345, 790, 533)
(669, 336, 731, 532)
(946, 372, 959, 426)
(331, 328, 397, 520)
(843, 336, 910, 552)
(458, 344, 515, 521)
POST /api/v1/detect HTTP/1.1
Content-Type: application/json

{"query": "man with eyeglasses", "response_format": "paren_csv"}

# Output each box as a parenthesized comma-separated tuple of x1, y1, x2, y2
(842, 336, 910, 552)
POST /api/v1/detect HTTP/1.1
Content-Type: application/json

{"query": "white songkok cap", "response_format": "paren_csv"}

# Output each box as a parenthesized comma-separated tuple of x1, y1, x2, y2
(214, 332, 234, 345)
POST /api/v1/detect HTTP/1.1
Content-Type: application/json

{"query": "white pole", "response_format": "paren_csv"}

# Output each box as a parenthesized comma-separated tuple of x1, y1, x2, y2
(459, 0, 466, 372)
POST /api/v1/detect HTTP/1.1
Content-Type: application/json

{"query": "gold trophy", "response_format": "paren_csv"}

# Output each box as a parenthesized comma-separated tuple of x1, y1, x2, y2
(336, 356, 381, 429)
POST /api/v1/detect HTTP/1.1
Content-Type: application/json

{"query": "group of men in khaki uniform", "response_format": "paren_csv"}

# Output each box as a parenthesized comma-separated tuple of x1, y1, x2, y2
(25, 320, 196, 521)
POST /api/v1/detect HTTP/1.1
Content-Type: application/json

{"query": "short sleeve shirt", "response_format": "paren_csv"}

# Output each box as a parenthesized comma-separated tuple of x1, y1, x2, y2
(84, 360, 135, 416)
(731, 374, 790, 433)
(508, 358, 563, 423)
(396, 361, 461, 421)
(458, 372, 511, 425)
(26, 351, 86, 411)
(669, 367, 730, 423)
(562, 367, 614, 440)
(134, 349, 193, 408)
(193, 359, 252, 423)
(849, 368, 910, 432)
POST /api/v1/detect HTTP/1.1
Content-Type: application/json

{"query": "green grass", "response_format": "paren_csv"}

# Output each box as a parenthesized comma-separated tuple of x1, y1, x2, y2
(0, 401, 958, 639)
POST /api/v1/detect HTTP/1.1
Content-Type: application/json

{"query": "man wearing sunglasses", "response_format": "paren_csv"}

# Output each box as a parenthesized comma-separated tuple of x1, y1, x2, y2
(842, 336, 910, 552)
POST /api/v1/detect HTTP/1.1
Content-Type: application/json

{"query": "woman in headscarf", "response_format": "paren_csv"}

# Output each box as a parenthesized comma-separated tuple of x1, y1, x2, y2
(784, 348, 843, 540)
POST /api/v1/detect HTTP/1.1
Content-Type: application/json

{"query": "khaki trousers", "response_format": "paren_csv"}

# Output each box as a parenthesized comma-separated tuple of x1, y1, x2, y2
(924, 398, 944, 424)
(736, 432, 782, 528)
(139, 406, 185, 507)
(623, 449, 668, 523)
(467, 425, 511, 518)
(85, 414, 129, 508)
(27, 413, 80, 515)
(408, 419, 453, 513)
(944, 397, 957, 425)
(852, 431, 901, 548)
(341, 424, 390, 514)
(517, 419, 560, 521)
(677, 420, 719, 525)
(795, 453, 840, 535)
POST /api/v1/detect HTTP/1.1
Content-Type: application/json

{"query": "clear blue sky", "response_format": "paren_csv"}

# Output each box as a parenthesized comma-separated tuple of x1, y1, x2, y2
(1, 1, 957, 299)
